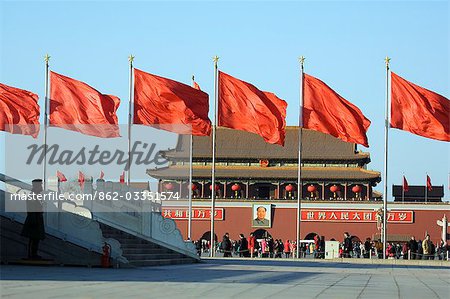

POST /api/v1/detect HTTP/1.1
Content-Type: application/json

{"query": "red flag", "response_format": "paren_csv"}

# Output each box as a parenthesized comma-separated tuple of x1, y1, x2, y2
(99, 171, 104, 180)
(50, 71, 120, 138)
(403, 176, 409, 192)
(426, 175, 432, 191)
(119, 172, 125, 184)
(303, 74, 371, 147)
(133, 68, 212, 136)
(391, 72, 449, 142)
(218, 71, 287, 146)
(0, 83, 40, 138)
(56, 171, 67, 182)
(78, 171, 85, 189)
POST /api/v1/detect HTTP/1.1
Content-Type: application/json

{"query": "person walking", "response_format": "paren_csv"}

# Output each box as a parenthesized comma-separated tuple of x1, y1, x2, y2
(222, 233, 232, 257)
(261, 238, 267, 258)
(408, 236, 418, 260)
(21, 179, 45, 260)
(248, 233, 256, 258)
(238, 234, 249, 257)
(364, 238, 372, 258)
(422, 234, 432, 260)
(343, 232, 352, 258)
(284, 240, 291, 258)
(318, 236, 325, 259)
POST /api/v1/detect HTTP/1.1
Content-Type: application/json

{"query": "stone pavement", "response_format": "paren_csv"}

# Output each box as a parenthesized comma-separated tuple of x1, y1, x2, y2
(1, 258, 449, 299)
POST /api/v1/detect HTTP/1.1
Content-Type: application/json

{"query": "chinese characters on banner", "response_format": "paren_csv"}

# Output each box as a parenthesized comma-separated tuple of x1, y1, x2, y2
(301, 210, 413, 223)
(162, 208, 224, 220)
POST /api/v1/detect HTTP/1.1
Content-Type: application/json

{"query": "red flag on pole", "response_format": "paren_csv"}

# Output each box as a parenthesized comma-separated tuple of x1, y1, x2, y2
(50, 71, 121, 138)
(99, 171, 104, 180)
(218, 71, 287, 146)
(119, 172, 125, 184)
(133, 68, 212, 136)
(0, 83, 40, 138)
(78, 171, 85, 189)
(403, 176, 409, 192)
(56, 171, 67, 182)
(426, 175, 432, 191)
(303, 74, 371, 147)
(391, 72, 449, 142)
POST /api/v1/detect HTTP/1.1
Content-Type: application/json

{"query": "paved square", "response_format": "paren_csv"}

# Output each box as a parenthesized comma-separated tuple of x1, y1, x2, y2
(1, 259, 449, 299)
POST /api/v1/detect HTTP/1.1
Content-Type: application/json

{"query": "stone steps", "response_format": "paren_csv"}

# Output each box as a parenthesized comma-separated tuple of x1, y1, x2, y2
(99, 222, 197, 267)
(122, 248, 168, 254)
(125, 253, 184, 260)
(128, 258, 195, 266)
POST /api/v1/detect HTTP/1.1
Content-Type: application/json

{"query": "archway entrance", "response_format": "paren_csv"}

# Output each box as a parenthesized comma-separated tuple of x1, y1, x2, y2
(351, 235, 361, 243)
(200, 231, 218, 242)
(304, 232, 318, 240)
(252, 229, 272, 239)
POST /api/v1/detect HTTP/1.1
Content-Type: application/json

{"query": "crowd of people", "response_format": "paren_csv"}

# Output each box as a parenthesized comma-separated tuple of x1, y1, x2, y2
(193, 231, 449, 261)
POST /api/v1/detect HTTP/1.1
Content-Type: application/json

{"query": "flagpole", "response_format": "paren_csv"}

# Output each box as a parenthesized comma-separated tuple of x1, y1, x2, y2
(382, 56, 391, 259)
(210, 55, 219, 257)
(187, 75, 196, 241)
(43, 54, 50, 190)
(425, 173, 428, 204)
(297, 56, 305, 259)
(127, 55, 134, 185)
(402, 174, 404, 203)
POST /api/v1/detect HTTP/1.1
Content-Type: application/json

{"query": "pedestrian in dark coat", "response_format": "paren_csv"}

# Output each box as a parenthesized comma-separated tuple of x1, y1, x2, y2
(343, 232, 352, 258)
(21, 179, 45, 259)
(318, 236, 326, 259)
(238, 234, 249, 257)
(222, 233, 232, 257)
(408, 236, 418, 259)
(364, 238, 372, 258)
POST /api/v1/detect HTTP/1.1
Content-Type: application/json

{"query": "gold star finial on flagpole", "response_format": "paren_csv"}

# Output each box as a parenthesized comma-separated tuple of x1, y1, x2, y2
(299, 56, 305, 66)
(213, 55, 219, 63)
(192, 75, 195, 82)
(385, 56, 391, 68)
(299, 56, 305, 71)
(128, 54, 135, 65)
(44, 54, 50, 63)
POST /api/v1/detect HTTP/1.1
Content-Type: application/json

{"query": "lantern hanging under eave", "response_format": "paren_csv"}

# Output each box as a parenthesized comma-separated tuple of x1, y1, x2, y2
(352, 185, 361, 198)
(191, 184, 198, 191)
(165, 182, 174, 191)
(231, 183, 241, 197)
(209, 184, 220, 191)
(285, 184, 295, 198)
(307, 184, 316, 198)
(330, 184, 340, 198)
(285, 184, 295, 192)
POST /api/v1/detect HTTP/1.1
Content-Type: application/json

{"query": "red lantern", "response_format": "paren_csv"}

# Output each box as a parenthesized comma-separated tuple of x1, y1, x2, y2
(285, 184, 294, 198)
(231, 183, 241, 198)
(209, 184, 220, 191)
(285, 184, 295, 192)
(231, 184, 241, 191)
(330, 185, 340, 193)
(191, 184, 198, 191)
(307, 184, 316, 198)
(307, 185, 316, 193)
(352, 185, 361, 193)
(165, 182, 174, 190)
(330, 184, 340, 198)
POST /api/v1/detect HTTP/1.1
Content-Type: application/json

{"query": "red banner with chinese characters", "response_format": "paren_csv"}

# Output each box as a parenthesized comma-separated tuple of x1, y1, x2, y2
(301, 210, 413, 223)
(162, 208, 224, 220)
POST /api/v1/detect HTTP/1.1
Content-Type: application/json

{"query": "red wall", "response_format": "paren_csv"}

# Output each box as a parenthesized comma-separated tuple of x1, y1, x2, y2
(173, 206, 449, 244)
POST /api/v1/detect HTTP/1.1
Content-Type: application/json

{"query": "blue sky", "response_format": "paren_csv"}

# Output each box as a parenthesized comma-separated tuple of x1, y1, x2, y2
(0, 1, 449, 200)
